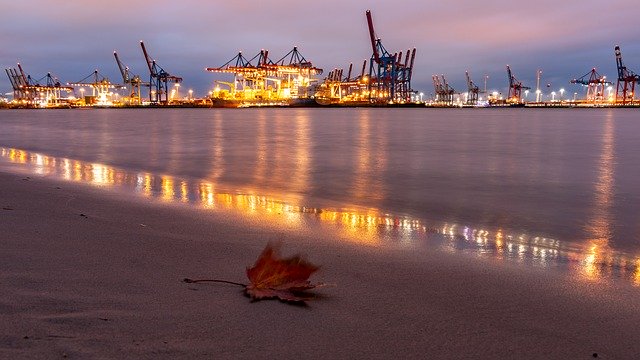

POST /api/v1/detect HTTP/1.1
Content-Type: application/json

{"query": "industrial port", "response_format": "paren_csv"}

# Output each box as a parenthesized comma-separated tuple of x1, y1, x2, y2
(2, 10, 639, 109)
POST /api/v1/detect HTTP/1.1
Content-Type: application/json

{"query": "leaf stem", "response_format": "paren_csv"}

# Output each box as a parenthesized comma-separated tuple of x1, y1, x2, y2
(183, 278, 246, 287)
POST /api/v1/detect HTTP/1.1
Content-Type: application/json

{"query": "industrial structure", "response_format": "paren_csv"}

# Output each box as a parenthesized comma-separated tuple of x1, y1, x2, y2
(205, 47, 322, 106)
(314, 10, 417, 105)
(506, 65, 530, 104)
(613, 45, 640, 104)
(67, 70, 122, 106)
(432, 75, 455, 105)
(365, 10, 416, 104)
(316, 60, 370, 105)
(4, 63, 73, 107)
(570, 68, 612, 104)
(114, 51, 149, 105)
(140, 41, 182, 104)
(465, 71, 480, 105)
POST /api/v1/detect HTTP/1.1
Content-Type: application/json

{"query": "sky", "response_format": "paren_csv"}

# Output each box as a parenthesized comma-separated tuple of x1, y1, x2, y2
(1, 0, 639, 99)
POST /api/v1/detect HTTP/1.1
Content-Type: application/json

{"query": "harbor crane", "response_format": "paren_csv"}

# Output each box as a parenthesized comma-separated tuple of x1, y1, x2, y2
(570, 68, 612, 103)
(506, 65, 530, 104)
(206, 48, 322, 102)
(140, 41, 182, 104)
(5, 63, 72, 106)
(114, 51, 149, 105)
(465, 70, 480, 105)
(68, 70, 122, 106)
(432, 74, 455, 105)
(613, 45, 640, 104)
(366, 10, 416, 103)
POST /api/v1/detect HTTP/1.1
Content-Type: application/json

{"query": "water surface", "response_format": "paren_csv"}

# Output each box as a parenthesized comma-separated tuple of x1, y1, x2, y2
(1, 108, 639, 284)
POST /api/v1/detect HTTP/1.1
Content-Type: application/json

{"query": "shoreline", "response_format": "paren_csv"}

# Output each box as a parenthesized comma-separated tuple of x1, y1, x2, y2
(2, 166, 640, 358)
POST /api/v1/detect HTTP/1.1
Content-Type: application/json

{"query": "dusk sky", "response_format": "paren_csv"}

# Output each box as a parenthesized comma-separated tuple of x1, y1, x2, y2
(2, 0, 639, 99)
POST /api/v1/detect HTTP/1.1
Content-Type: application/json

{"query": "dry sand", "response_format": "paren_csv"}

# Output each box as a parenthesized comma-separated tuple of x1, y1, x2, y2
(1, 169, 640, 359)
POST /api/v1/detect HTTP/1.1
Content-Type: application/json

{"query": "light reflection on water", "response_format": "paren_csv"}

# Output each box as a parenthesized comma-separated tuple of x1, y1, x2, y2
(2, 146, 640, 286)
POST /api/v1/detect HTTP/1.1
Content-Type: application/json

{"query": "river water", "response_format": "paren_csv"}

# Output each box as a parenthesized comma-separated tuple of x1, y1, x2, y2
(1, 108, 639, 283)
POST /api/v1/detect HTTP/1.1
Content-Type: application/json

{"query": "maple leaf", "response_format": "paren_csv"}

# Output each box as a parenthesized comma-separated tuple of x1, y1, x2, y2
(245, 243, 320, 302)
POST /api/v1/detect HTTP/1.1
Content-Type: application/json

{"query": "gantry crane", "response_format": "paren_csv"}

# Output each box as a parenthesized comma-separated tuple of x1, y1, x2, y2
(506, 65, 530, 104)
(67, 70, 122, 106)
(114, 51, 149, 105)
(613, 45, 640, 104)
(4, 63, 72, 106)
(465, 70, 479, 105)
(570, 68, 612, 103)
(5, 63, 34, 102)
(140, 41, 182, 104)
(366, 10, 416, 103)
(432, 74, 455, 105)
(206, 48, 322, 102)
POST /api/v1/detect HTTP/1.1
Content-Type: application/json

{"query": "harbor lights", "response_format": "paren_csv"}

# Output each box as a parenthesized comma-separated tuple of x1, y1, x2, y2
(551, 91, 556, 101)
(607, 86, 613, 101)
(174, 83, 180, 99)
(524, 89, 529, 100)
(535, 89, 541, 103)
(188, 89, 193, 101)
(419, 92, 424, 102)
(560, 88, 565, 101)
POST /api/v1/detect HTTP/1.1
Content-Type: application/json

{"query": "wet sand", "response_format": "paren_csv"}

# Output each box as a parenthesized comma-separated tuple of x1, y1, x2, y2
(1, 169, 640, 359)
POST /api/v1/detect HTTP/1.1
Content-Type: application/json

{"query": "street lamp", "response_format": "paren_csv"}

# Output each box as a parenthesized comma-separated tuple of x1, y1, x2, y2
(560, 88, 565, 101)
(525, 89, 529, 99)
(419, 92, 424, 102)
(551, 91, 556, 101)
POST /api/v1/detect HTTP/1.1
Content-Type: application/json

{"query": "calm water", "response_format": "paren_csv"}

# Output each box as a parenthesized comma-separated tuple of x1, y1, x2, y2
(1, 108, 639, 283)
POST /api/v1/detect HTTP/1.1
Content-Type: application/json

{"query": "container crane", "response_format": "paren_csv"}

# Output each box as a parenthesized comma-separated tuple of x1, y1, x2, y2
(570, 68, 612, 103)
(5, 63, 72, 106)
(614, 45, 640, 104)
(432, 74, 455, 105)
(506, 65, 530, 104)
(67, 70, 122, 106)
(140, 41, 182, 104)
(366, 10, 416, 103)
(465, 70, 479, 105)
(114, 51, 149, 105)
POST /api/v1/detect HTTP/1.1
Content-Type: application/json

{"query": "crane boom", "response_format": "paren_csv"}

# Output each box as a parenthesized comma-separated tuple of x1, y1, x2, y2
(366, 10, 380, 63)
(140, 41, 154, 74)
(113, 51, 128, 83)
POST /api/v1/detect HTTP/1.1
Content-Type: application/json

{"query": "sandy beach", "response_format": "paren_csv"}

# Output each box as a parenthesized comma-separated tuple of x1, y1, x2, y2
(1, 169, 640, 359)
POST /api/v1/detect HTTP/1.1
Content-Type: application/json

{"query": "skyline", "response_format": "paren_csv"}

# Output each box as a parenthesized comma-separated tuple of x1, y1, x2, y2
(2, 0, 639, 99)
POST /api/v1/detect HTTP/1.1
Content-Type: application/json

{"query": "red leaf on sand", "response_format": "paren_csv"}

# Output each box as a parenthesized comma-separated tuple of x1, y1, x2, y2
(245, 244, 320, 302)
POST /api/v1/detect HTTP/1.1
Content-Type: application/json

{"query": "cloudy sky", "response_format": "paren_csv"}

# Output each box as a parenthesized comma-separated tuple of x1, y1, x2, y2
(1, 0, 639, 99)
